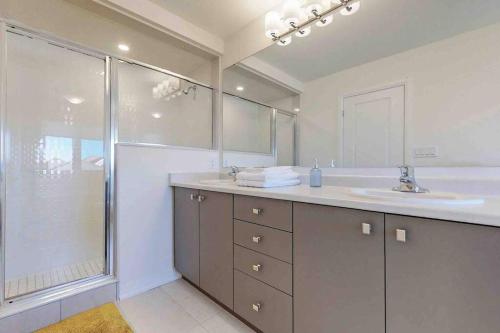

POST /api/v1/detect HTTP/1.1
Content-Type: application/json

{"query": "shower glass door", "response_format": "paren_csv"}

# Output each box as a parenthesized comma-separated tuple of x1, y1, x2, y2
(3, 31, 107, 299)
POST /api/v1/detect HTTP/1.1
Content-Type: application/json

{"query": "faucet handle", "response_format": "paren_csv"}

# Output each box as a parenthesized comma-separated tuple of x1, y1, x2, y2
(398, 165, 414, 177)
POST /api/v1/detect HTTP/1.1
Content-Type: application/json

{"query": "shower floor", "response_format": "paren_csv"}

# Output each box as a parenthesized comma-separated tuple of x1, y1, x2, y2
(5, 258, 104, 299)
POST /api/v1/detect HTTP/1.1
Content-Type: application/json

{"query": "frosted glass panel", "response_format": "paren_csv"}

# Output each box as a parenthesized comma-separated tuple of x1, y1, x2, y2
(4, 33, 106, 298)
(223, 94, 272, 154)
(118, 62, 213, 148)
(276, 113, 296, 166)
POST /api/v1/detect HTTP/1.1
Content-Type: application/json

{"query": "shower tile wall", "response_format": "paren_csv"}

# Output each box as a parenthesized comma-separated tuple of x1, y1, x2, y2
(4, 32, 106, 298)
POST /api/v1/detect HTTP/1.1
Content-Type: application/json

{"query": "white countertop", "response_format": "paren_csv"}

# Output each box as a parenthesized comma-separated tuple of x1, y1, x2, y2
(170, 176, 500, 228)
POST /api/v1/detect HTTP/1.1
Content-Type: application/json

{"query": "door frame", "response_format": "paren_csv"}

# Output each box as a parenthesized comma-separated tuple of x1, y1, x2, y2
(338, 81, 408, 168)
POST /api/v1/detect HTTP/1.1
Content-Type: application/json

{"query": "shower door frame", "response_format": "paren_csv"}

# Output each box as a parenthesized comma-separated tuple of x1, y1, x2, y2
(0, 21, 117, 307)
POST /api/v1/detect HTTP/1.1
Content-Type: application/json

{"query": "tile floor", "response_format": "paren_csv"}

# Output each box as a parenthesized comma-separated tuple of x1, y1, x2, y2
(118, 279, 255, 333)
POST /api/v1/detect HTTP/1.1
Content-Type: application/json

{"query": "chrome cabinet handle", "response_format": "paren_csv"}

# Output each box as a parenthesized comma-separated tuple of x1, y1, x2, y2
(252, 208, 263, 215)
(252, 303, 261, 312)
(252, 264, 262, 272)
(252, 235, 262, 244)
(362, 223, 372, 235)
(197, 195, 206, 203)
(190, 193, 197, 201)
(396, 229, 407, 242)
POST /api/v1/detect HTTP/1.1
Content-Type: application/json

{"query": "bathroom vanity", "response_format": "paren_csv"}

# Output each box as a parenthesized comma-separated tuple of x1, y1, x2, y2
(172, 180, 500, 333)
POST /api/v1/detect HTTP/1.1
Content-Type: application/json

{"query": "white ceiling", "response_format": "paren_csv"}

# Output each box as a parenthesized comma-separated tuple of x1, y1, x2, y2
(150, 0, 284, 38)
(253, 0, 500, 82)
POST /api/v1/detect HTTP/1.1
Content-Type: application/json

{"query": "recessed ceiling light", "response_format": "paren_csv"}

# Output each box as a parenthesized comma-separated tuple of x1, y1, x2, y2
(65, 96, 85, 105)
(236, 86, 244, 91)
(151, 112, 162, 119)
(118, 44, 130, 52)
(294, 108, 300, 112)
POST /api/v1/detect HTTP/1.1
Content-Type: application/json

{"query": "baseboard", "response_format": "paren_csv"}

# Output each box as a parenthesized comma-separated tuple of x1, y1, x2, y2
(118, 271, 180, 300)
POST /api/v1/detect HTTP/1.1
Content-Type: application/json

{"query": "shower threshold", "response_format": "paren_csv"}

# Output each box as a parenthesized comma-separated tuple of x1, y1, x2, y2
(5, 258, 104, 299)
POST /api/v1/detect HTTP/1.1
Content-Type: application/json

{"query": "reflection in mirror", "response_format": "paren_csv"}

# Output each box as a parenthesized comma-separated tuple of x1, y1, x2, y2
(222, 65, 299, 167)
(118, 62, 213, 149)
(223, 0, 500, 168)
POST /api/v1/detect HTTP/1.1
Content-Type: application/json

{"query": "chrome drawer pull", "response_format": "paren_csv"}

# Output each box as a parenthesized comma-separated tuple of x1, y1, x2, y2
(362, 223, 372, 235)
(252, 303, 261, 312)
(252, 235, 262, 244)
(252, 208, 263, 215)
(197, 195, 206, 203)
(190, 193, 197, 201)
(252, 264, 262, 272)
(396, 229, 407, 243)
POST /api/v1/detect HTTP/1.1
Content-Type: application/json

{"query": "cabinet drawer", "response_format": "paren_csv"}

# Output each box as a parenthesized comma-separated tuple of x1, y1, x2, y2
(234, 245, 292, 295)
(234, 195, 292, 231)
(234, 220, 292, 263)
(234, 270, 292, 333)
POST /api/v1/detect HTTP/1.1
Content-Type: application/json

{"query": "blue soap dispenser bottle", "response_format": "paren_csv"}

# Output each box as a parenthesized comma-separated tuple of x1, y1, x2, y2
(310, 158, 322, 187)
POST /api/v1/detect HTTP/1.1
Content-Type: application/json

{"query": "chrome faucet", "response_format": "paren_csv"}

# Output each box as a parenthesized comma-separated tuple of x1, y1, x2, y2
(393, 165, 429, 193)
(228, 165, 240, 180)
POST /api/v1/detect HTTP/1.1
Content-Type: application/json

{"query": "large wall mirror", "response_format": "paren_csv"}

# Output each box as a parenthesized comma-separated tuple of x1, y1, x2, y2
(222, 0, 500, 168)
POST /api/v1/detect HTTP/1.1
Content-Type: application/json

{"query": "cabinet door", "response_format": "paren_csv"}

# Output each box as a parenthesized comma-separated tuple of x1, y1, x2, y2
(199, 190, 234, 309)
(386, 215, 500, 333)
(294, 203, 385, 333)
(174, 187, 200, 285)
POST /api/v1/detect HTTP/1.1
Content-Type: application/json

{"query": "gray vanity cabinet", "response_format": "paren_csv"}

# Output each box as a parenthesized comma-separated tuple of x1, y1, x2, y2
(385, 215, 500, 333)
(174, 187, 200, 285)
(199, 190, 234, 309)
(293, 203, 385, 333)
(174, 188, 233, 309)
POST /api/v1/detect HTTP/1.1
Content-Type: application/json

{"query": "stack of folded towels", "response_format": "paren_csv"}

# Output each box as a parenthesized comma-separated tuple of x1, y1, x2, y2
(236, 166, 301, 188)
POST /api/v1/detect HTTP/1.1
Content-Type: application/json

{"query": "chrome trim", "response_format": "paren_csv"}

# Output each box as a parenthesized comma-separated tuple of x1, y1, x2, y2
(271, 108, 277, 162)
(105, 56, 115, 277)
(0, 275, 117, 319)
(116, 142, 216, 152)
(4, 23, 106, 60)
(117, 59, 213, 90)
(0, 21, 7, 306)
(222, 92, 296, 114)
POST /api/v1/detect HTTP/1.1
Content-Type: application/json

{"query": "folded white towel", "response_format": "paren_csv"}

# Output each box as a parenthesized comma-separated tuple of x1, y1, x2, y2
(244, 166, 293, 175)
(236, 171, 299, 182)
(236, 178, 301, 188)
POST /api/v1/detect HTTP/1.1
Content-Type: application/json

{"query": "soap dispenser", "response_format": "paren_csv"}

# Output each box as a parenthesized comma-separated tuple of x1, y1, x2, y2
(310, 158, 322, 187)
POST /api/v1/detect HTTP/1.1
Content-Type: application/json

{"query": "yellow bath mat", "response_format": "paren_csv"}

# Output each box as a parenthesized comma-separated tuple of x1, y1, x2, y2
(36, 303, 133, 333)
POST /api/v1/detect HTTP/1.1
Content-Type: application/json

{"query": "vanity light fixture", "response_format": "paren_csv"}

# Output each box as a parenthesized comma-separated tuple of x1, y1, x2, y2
(236, 86, 245, 91)
(118, 43, 130, 52)
(265, 0, 360, 46)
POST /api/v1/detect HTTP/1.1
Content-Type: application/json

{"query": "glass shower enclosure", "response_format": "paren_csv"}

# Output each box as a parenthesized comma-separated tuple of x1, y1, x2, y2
(1, 26, 113, 301)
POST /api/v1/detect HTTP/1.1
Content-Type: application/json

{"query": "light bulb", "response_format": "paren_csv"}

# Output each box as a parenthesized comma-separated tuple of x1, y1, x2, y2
(316, 14, 333, 27)
(304, 0, 323, 18)
(295, 26, 311, 37)
(341, 1, 360, 15)
(277, 35, 292, 46)
(283, 0, 303, 27)
(265, 11, 283, 39)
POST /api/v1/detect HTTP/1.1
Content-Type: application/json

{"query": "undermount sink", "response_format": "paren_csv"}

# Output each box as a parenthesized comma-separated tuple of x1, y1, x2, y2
(348, 188, 484, 205)
(199, 178, 235, 185)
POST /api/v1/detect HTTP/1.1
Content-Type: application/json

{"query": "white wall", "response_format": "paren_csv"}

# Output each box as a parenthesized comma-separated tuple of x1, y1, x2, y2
(116, 144, 218, 299)
(298, 23, 500, 167)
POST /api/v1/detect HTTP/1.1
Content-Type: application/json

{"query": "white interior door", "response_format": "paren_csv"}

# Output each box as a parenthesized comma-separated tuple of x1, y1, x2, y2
(342, 85, 405, 167)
